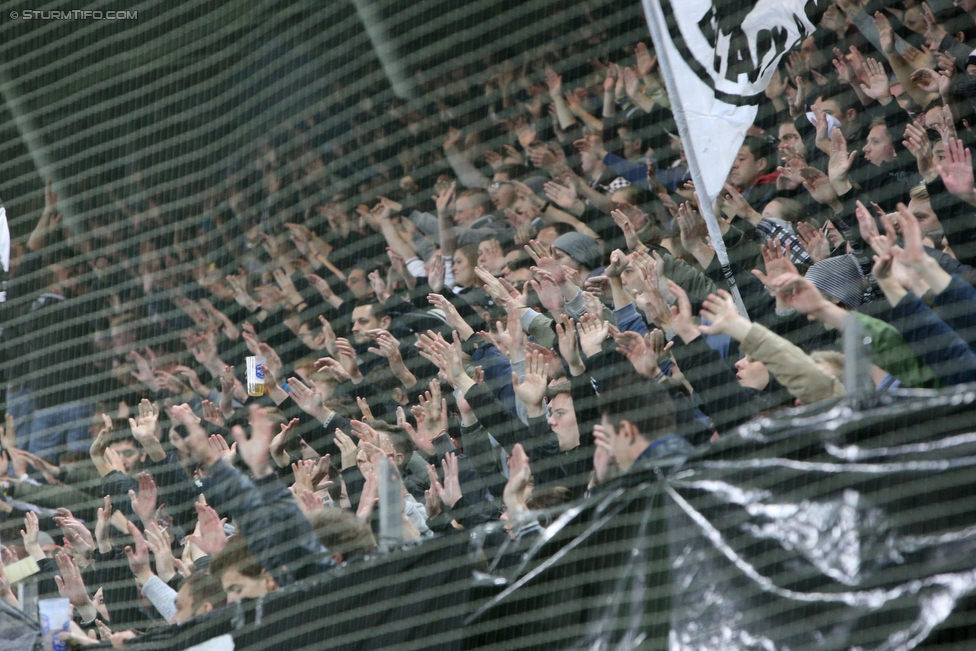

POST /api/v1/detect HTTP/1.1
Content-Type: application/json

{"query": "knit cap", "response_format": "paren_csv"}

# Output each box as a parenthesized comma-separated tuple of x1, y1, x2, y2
(553, 232, 602, 271)
(804, 254, 865, 310)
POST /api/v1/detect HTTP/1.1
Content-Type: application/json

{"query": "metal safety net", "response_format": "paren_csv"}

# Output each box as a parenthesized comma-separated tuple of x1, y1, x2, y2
(1, 0, 976, 649)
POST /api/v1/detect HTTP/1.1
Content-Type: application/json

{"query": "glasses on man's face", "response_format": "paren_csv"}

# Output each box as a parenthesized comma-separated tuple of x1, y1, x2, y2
(489, 181, 511, 190)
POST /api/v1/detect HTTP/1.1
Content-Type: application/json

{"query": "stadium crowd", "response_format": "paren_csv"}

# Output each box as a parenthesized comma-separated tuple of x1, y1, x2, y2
(3, 0, 976, 645)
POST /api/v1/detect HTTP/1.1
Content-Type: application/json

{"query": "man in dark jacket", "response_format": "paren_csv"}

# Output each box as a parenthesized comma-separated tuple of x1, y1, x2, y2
(15, 261, 101, 462)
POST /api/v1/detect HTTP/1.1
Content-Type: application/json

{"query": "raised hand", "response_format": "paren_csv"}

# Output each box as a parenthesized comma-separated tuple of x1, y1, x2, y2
(828, 128, 857, 188)
(123, 521, 153, 584)
(268, 418, 300, 468)
(936, 137, 976, 203)
(54, 552, 95, 613)
(356, 469, 378, 522)
(208, 433, 236, 465)
(544, 68, 563, 96)
(894, 202, 928, 268)
(614, 330, 666, 378)
(313, 356, 352, 385)
(144, 520, 176, 583)
(95, 496, 113, 553)
(543, 181, 578, 210)
(186, 502, 228, 557)
(592, 423, 618, 484)
(335, 338, 363, 382)
(832, 49, 855, 86)
(356, 396, 375, 421)
(753, 237, 800, 291)
(576, 312, 610, 358)
(129, 398, 160, 445)
(425, 464, 442, 519)
(434, 182, 456, 216)
(202, 400, 226, 427)
(528, 273, 565, 315)
(512, 351, 549, 415)
(305, 273, 335, 301)
(860, 56, 890, 101)
(699, 290, 752, 341)
(631, 40, 656, 75)
(767, 273, 831, 318)
(903, 121, 937, 181)
(230, 405, 277, 478)
(53, 509, 93, 560)
(503, 445, 532, 519)
(128, 472, 158, 525)
(555, 314, 584, 375)
(666, 281, 701, 343)
(795, 222, 830, 263)
(329, 427, 356, 470)
(911, 67, 940, 94)
(621, 66, 641, 99)
(874, 11, 895, 55)
(425, 252, 446, 293)
(398, 406, 433, 456)
(427, 293, 473, 340)
(21, 511, 44, 560)
(437, 452, 462, 509)
(174, 365, 207, 397)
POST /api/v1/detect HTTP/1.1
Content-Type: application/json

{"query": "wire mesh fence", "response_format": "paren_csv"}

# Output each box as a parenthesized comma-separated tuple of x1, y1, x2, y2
(1, 0, 976, 649)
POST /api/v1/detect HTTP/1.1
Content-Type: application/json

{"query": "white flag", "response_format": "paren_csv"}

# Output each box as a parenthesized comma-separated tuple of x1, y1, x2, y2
(642, 0, 827, 207)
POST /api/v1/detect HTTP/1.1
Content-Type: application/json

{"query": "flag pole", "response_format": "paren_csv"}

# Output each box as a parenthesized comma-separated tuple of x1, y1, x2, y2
(641, 0, 750, 318)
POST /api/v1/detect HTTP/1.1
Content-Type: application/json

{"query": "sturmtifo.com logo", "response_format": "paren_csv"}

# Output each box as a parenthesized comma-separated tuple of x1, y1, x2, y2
(658, 0, 829, 105)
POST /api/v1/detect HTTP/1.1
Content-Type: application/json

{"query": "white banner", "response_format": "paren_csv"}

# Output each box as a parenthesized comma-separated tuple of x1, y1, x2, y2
(642, 0, 826, 207)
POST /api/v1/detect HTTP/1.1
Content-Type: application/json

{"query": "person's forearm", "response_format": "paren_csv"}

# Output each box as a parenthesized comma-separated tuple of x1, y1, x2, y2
(814, 303, 851, 331)
(545, 206, 600, 240)
(609, 277, 632, 310)
(628, 92, 656, 113)
(578, 183, 612, 213)
(203, 356, 228, 380)
(74, 598, 99, 624)
(915, 255, 953, 295)
(524, 399, 546, 419)
(443, 146, 491, 189)
(454, 373, 476, 396)
(438, 212, 458, 257)
(390, 360, 417, 388)
(142, 574, 178, 622)
(888, 51, 937, 108)
(552, 95, 577, 131)
(26, 213, 51, 252)
(603, 90, 615, 118)
(25, 542, 45, 562)
(90, 452, 111, 477)
(140, 438, 167, 463)
(268, 384, 288, 405)
(741, 207, 764, 227)
(379, 219, 420, 262)
(571, 105, 603, 131)
(876, 277, 908, 306)
(687, 242, 715, 269)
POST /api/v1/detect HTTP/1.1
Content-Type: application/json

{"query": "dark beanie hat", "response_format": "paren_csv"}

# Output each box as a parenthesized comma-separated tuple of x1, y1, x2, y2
(553, 232, 601, 271)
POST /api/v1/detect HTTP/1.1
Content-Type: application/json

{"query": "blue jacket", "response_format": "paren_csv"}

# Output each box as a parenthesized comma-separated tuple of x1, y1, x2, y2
(890, 292, 976, 386)
(932, 275, 976, 354)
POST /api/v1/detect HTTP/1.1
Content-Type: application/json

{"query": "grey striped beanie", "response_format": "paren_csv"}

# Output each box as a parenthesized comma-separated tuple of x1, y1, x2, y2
(804, 254, 865, 310)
